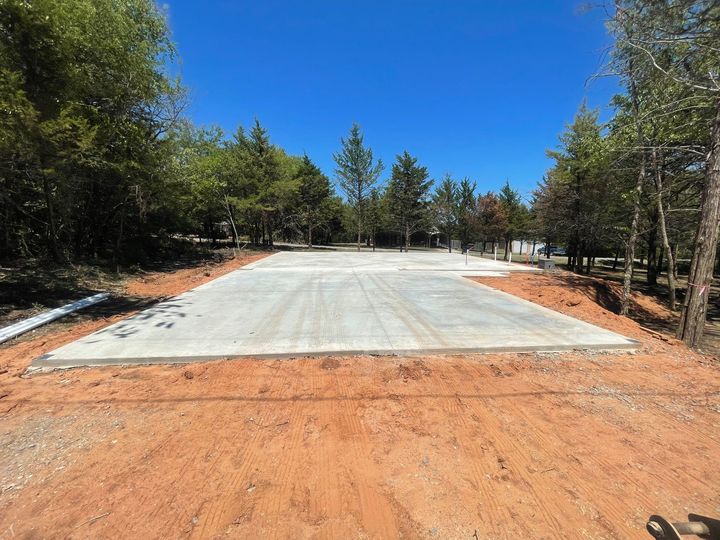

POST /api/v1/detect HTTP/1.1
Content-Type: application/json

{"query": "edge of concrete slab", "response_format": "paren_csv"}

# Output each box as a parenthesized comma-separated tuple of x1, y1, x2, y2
(33, 340, 640, 369)
(460, 277, 639, 342)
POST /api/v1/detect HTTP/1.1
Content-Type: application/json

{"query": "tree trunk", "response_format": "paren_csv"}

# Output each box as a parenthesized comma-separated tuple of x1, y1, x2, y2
(267, 213, 274, 248)
(621, 154, 646, 315)
(308, 222, 313, 248)
(405, 222, 410, 251)
(224, 196, 241, 253)
(677, 100, 720, 347)
(113, 206, 125, 274)
(356, 216, 361, 252)
(646, 209, 659, 285)
(1, 202, 9, 256)
(42, 175, 62, 262)
(652, 149, 676, 309)
(621, 51, 647, 315)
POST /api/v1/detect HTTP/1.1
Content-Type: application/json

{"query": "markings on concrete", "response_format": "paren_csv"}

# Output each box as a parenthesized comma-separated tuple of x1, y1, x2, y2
(35, 252, 638, 367)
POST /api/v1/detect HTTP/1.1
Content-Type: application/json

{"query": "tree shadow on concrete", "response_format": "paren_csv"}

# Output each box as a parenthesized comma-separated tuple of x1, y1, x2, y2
(0, 248, 242, 326)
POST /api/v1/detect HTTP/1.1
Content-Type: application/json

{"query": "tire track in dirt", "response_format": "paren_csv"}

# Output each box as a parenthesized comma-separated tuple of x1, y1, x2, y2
(460, 362, 640, 538)
(115, 402, 236, 536)
(509, 364, 719, 503)
(431, 361, 573, 537)
(332, 370, 403, 538)
(193, 363, 289, 537)
(165, 397, 263, 536)
(461, 360, 704, 538)
(424, 366, 509, 537)
(305, 360, 333, 532)
(258, 365, 308, 538)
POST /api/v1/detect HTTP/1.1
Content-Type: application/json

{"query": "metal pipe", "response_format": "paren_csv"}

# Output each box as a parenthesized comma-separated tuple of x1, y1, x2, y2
(0, 293, 110, 344)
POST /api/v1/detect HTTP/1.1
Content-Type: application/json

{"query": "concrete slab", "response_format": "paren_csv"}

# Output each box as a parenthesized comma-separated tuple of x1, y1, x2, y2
(241, 251, 537, 272)
(35, 252, 637, 368)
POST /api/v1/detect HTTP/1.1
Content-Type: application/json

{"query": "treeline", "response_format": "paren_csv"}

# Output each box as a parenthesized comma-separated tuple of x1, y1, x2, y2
(331, 124, 533, 256)
(173, 120, 341, 249)
(1, 0, 184, 264)
(0, 0, 343, 261)
(532, 0, 720, 347)
(181, 120, 531, 256)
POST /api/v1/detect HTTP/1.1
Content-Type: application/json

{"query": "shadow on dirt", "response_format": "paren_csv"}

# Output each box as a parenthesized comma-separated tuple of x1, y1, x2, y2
(543, 274, 678, 334)
(0, 248, 240, 326)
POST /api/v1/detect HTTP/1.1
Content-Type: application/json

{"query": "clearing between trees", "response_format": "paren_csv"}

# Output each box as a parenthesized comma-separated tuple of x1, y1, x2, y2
(0, 258, 717, 539)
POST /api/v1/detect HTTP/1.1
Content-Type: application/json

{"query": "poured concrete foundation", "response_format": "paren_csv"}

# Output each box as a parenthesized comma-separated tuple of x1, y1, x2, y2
(35, 252, 637, 367)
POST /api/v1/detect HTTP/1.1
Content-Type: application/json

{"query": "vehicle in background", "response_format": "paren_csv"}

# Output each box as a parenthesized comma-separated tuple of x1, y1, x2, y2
(537, 246, 568, 256)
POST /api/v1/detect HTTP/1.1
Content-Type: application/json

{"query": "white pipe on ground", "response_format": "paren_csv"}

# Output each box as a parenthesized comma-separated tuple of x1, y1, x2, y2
(0, 293, 110, 344)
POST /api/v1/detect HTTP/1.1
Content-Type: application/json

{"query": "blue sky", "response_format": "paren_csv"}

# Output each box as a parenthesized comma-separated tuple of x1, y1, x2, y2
(165, 0, 619, 201)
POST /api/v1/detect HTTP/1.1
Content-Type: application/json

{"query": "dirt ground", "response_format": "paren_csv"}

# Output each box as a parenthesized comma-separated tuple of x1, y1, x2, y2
(1, 264, 719, 539)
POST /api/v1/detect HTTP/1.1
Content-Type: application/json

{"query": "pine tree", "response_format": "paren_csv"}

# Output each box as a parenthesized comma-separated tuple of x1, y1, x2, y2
(297, 155, 331, 247)
(333, 124, 383, 251)
(476, 192, 508, 255)
(386, 151, 433, 250)
(498, 180, 525, 261)
(246, 119, 282, 246)
(456, 178, 477, 246)
(432, 174, 459, 252)
(543, 104, 611, 273)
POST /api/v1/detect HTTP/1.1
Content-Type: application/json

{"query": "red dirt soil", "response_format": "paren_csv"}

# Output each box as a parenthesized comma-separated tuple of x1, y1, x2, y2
(469, 272, 680, 347)
(0, 266, 718, 539)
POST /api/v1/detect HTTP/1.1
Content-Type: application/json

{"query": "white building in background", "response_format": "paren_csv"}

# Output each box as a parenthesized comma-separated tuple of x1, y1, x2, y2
(475, 239, 546, 255)
(510, 239, 545, 254)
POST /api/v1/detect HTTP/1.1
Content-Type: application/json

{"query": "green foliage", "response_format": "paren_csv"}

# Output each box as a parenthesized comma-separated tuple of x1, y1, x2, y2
(297, 155, 333, 246)
(475, 191, 508, 246)
(0, 0, 183, 262)
(333, 123, 383, 248)
(431, 174, 459, 251)
(386, 151, 433, 247)
(498, 180, 530, 255)
(534, 104, 623, 270)
(456, 178, 477, 245)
